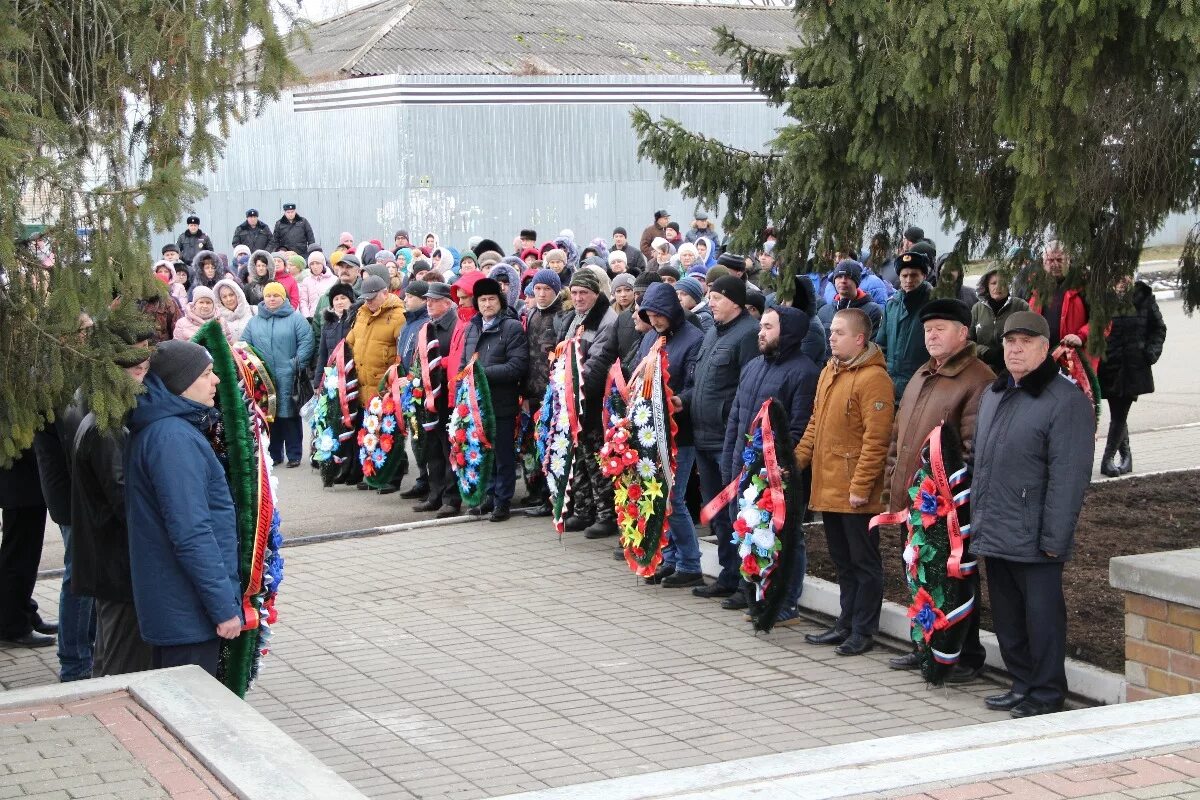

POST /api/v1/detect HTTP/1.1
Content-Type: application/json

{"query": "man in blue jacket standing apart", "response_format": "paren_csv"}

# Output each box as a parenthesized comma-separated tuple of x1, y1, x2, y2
(125, 340, 242, 677)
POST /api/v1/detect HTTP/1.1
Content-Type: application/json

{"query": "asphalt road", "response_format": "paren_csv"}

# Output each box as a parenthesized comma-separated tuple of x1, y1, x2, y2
(34, 297, 1199, 573)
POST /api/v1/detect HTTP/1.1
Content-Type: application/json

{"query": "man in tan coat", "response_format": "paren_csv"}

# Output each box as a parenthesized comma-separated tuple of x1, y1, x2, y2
(794, 308, 895, 655)
(882, 299, 995, 678)
(346, 275, 406, 493)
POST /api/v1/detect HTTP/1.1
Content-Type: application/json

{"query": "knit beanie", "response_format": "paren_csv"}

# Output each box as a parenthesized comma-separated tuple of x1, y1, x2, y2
(150, 340, 213, 396)
(633, 271, 662, 292)
(263, 281, 287, 298)
(190, 286, 216, 305)
(675, 276, 704, 303)
(581, 265, 611, 298)
(543, 248, 567, 265)
(611, 273, 635, 292)
(658, 264, 681, 281)
(569, 269, 602, 295)
(531, 269, 562, 293)
(330, 250, 345, 267)
(286, 254, 305, 272)
(705, 265, 732, 284)
(709, 275, 748, 307)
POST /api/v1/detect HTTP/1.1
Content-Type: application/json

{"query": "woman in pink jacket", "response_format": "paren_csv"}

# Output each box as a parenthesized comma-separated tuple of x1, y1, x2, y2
(299, 251, 337, 318)
(172, 285, 230, 342)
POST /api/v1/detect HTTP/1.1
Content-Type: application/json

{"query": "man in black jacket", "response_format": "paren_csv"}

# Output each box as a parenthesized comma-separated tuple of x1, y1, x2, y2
(522, 270, 566, 518)
(231, 208, 272, 252)
(0, 450, 53, 648)
(681, 277, 760, 604)
(71, 327, 154, 676)
(554, 270, 620, 538)
(270, 202, 316, 254)
(176, 215, 214, 266)
(412, 283, 462, 517)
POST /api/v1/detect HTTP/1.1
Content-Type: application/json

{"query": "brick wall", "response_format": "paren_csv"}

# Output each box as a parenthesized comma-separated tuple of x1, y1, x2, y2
(1124, 592, 1200, 701)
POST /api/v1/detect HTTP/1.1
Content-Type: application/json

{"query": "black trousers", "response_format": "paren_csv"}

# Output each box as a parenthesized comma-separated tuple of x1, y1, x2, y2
(0, 505, 47, 639)
(488, 414, 516, 509)
(822, 511, 883, 637)
(1104, 395, 1134, 457)
(153, 638, 220, 678)
(267, 415, 303, 463)
(94, 599, 154, 677)
(423, 410, 460, 509)
(984, 557, 1068, 704)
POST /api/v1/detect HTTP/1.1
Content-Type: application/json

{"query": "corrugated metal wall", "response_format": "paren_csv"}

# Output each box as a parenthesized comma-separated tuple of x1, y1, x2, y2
(171, 73, 1192, 256)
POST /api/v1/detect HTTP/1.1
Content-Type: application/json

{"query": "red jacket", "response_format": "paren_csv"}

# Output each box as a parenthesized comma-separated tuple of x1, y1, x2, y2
(1030, 286, 1098, 369)
(446, 273, 484, 389)
(272, 268, 301, 310)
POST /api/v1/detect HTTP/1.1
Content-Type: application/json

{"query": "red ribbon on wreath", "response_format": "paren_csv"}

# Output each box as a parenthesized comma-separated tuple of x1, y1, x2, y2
(700, 399, 786, 532)
(334, 341, 356, 429)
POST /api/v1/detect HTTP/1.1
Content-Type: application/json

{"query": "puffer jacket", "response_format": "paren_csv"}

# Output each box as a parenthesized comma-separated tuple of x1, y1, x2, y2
(397, 303, 429, 373)
(722, 306, 819, 482)
(817, 290, 883, 340)
(461, 306, 530, 418)
(521, 301, 560, 402)
(821, 266, 895, 306)
(241, 299, 315, 417)
(317, 299, 362, 371)
(613, 307, 642, 379)
(884, 343, 994, 511)
(970, 356, 1096, 563)
(875, 281, 932, 399)
(1099, 281, 1166, 399)
(243, 250, 275, 306)
(345, 292, 405, 400)
(793, 342, 894, 514)
(970, 272, 1031, 372)
(124, 373, 241, 646)
(231, 220, 272, 252)
(214, 278, 254, 343)
(188, 250, 229, 301)
(680, 308, 759, 452)
(635, 283, 704, 447)
(554, 292, 620, 426)
(299, 266, 337, 319)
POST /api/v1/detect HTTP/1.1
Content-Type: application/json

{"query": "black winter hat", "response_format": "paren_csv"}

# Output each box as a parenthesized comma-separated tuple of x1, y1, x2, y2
(658, 264, 681, 281)
(717, 252, 746, 272)
(613, 226, 628, 236)
(831, 259, 864, 286)
(327, 282, 356, 305)
(919, 298, 971, 327)
(903, 225, 925, 242)
(897, 250, 931, 275)
(405, 280, 429, 299)
(710, 276, 748, 307)
(472, 277, 506, 307)
(633, 271, 661, 293)
(745, 288, 766, 316)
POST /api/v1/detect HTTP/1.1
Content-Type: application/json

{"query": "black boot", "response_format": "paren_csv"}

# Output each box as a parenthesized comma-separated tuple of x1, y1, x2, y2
(1118, 433, 1132, 475)
(1099, 446, 1120, 478)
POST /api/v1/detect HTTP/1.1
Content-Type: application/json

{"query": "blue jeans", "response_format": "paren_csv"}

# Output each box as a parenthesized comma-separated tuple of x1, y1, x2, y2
(695, 448, 739, 589)
(57, 524, 95, 681)
(661, 446, 702, 574)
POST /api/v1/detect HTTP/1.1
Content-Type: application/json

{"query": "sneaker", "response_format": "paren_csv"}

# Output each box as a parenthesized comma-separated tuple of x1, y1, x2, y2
(775, 607, 802, 626)
(661, 571, 704, 589)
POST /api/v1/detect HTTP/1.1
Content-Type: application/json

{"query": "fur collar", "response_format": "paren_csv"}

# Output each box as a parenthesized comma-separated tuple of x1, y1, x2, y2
(579, 292, 612, 330)
(991, 354, 1058, 397)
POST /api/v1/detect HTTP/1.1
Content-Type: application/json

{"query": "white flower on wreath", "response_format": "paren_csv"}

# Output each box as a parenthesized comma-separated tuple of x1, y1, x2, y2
(323, 370, 339, 393)
(552, 434, 569, 455)
(363, 433, 378, 451)
(741, 485, 759, 504)
(632, 403, 651, 427)
(368, 396, 383, 415)
(637, 427, 656, 448)
(636, 458, 656, 479)
(549, 454, 566, 475)
(557, 411, 570, 428)
(364, 414, 380, 433)
(903, 542, 917, 571)
(738, 507, 760, 528)
(751, 526, 775, 551)
(738, 539, 752, 558)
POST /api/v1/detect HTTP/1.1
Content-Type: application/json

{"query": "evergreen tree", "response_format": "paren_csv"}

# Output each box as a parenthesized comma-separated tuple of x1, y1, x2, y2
(0, 1, 298, 463)
(633, 1, 1200, 322)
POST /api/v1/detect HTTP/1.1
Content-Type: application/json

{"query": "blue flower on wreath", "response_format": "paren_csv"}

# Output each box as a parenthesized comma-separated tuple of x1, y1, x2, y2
(381, 416, 397, 434)
(372, 450, 386, 467)
(917, 490, 938, 516)
(751, 428, 763, 449)
(466, 467, 478, 483)
(467, 446, 482, 466)
(742, 447, 756, 466)
(359, 446, 369, 462)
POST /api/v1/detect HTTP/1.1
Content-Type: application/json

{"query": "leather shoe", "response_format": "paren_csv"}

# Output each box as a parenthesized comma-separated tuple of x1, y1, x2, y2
(583, 519, 618, 539)
(436, 506, 462, 519)
(489, 506, 511, 522)
(524, 502, 553, 518)
(984, 691, 1027, 711)
(805, 627, 849, 646)
(286, 460, 301, 468)
(1, 631, 56, 648)
(888, 650, 921, 670)
(944, 663, 984, 684)
(31, 619, 58, 636)
(692, 583, 737, 599)
(376, 485, 399, 495)
(1010, 698, 1063, 719)
(412, 500, 442, 513)
(835, 634, 874, 656)
(399, 483, 429, 499)
(563, 515, 593, 532)
(613, 547, 626, 561)
(662, 571, 704, 589)
(721, 590, 749, 610)
(644, 565, 676, 585)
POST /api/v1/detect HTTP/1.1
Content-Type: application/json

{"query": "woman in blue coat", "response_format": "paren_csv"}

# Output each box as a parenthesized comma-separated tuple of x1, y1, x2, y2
(242, 281, 315, 466)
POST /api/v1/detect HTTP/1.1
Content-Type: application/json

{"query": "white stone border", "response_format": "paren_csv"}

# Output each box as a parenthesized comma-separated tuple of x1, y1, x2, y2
(0, 666, 368, 800)
(489, 694, 1200, 800)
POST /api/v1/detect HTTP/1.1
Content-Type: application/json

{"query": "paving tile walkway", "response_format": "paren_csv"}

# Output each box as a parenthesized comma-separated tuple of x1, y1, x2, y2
(5, 515, 1017, 800)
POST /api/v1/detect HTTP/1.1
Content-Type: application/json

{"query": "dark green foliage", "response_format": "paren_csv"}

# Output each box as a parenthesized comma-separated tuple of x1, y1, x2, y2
(632, 1, 1200, 326)
(0, 0, 299, 464)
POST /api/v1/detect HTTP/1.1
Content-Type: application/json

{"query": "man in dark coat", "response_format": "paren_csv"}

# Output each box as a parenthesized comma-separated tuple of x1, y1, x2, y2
(71, 327, 155, 676)
(971, 312, 1095, 718)
(461, 279, 530, 521)
(721, 306, 820, 622)
(396, 281, 431, 499)
(270, 202, 316, 254)
(638, 210, 670, 261)
(176, 214, 215, 266)
(554, 269, 620, 537)
(0, 449, 54, 647)
(680, 276, 760, 604)
(125, 341, 242, 677)
(231, 208, 273, 252)
(412, 283, 463, 518)
(611, 227, 647, 274)
(817, 261, 883, 339)
(522, 270, 565, 517)
(636, 282, 705, 587)
(876, 251, 934, 399)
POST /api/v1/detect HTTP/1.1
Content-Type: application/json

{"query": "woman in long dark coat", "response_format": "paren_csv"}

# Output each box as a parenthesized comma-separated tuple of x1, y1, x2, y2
(1098, 278, 1167, 476)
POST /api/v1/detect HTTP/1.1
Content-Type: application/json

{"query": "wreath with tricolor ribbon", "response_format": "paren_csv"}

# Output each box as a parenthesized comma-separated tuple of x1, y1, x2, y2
(600, 339, 678, 578)
(700, 398, 802, 632)
(357, 366, 408, 489)
(1055, 344, 1102, 421)
(871, 423, 974, 684)
(448, 354, 496, 508)
(536, 336, 585, 535)
(192, 321, 284, 698)
(310, 341, 361, 488)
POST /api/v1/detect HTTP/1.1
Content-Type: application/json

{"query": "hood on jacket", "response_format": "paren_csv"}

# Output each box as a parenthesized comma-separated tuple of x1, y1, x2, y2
(637, 281, 685, 333)
(695, 236, 718, 269)
(489, 263, 521, 308)
(422, 231, 440, 252)
(213, 278, 252, 321)
(554, 236, 581, 270)
(431, 246, 460, 276)
(190, 249, 223, 284)
(451, 270, 485, 304)
(257, 298, 297, 318)
(355, 242, 380, 266)
(833, 341, 886, 372)
(772, 305, 811, 361)
(246, 249, 276, 285)
(582, 238, 609, 261)
(128, 372, 216, 435)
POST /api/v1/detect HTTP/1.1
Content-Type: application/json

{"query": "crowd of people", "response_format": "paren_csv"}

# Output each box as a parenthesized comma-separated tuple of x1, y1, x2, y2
(0, 202, 1170, 721)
